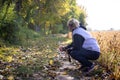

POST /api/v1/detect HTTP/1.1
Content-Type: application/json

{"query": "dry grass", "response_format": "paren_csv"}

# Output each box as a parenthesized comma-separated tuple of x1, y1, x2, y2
(91, 31, 120, 79)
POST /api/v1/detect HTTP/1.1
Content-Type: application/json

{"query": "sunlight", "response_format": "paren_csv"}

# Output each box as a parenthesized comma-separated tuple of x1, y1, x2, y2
(76, 0, 120, 30)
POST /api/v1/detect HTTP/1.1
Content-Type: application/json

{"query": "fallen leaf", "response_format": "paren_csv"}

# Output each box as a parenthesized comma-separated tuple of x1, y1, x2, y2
(61, 71, 67, 75)
(49, 60, 54, 65)
(7, 75, 14, 80)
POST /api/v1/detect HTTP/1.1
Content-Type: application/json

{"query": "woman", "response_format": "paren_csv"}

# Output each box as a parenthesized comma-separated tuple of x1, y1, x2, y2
(59, 18, 100, 73)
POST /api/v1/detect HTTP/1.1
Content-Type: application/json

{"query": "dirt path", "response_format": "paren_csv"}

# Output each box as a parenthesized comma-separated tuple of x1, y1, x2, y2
(53, 53, 96, 80)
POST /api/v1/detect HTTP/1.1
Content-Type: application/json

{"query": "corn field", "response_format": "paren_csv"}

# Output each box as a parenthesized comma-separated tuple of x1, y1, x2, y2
(91, 31, 120, 79)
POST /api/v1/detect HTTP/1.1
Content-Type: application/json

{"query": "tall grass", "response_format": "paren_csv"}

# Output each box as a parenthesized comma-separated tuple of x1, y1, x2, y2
(91, 31, 120, 79)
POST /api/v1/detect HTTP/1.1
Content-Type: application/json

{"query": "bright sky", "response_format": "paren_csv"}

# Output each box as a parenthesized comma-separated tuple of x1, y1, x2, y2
(76, 0, 120, 30)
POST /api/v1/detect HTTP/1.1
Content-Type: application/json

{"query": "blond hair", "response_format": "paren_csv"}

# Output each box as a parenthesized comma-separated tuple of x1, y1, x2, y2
(67, 18, 80, 28)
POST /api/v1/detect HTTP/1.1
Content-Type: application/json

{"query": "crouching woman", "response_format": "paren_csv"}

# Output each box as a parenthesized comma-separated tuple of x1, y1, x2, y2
(59, 18, 100, 73)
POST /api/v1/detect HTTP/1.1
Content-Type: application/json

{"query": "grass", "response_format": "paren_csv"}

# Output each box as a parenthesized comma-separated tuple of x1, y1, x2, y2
(0, 34, 66, 79)
(91, 31, 120, 79)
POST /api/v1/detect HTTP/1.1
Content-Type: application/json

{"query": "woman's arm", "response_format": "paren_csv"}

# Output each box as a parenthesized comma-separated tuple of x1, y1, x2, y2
(73, 34, 85, 50)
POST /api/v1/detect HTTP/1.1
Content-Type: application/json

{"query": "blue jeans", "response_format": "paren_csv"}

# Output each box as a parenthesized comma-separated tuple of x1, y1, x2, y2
(68, 48, 100, 67)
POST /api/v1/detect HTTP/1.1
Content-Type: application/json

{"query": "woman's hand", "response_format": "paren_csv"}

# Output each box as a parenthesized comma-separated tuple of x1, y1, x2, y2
(59, 46, 65, 52)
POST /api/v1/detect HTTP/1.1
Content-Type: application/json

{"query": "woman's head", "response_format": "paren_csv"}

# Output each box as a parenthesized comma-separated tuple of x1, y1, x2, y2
(67, 18, 80, 31)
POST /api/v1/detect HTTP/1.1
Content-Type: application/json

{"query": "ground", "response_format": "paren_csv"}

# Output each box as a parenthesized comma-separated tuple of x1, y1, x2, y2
(32, 52, 113, 80)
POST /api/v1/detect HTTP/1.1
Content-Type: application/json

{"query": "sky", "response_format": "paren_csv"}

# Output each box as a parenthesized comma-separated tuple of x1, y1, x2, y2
(76, 0, 120, 30)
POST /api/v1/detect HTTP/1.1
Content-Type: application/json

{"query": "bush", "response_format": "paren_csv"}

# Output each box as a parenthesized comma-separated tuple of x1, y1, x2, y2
(0, 20, 19, 44)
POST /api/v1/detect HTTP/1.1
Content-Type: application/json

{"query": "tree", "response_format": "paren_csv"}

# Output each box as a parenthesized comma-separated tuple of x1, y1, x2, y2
(78, 6, 87, 26)
(0, 0, 87, 44)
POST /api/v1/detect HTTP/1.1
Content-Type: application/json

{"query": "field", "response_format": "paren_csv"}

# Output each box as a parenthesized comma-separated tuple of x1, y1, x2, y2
(91, 31, 120, 79)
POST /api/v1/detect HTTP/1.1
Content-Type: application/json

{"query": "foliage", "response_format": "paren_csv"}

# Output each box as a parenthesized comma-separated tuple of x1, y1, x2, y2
(0, 0, 87, 44)
(0, 34, 65, 79)
(0, 1, 18, 44)
(0, 20, 18, 44)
